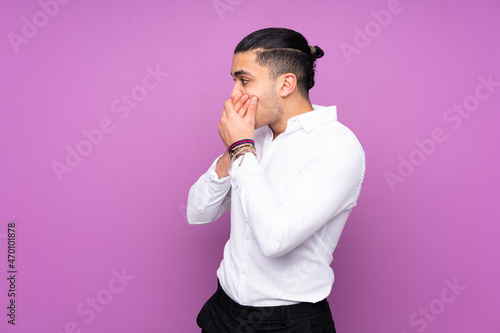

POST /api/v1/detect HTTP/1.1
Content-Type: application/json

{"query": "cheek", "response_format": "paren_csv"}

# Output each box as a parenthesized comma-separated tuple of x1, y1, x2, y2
(249, 90, 267, 108)
(244, 87, 257, 98)
(255, 100, 269, 119)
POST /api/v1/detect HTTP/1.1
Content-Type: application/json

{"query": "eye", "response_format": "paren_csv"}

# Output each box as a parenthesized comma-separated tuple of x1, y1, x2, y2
(232, 77, 249, 85)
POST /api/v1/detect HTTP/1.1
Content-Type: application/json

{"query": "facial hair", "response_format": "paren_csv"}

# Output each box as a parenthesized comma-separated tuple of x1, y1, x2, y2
(254, 82, 282, 130)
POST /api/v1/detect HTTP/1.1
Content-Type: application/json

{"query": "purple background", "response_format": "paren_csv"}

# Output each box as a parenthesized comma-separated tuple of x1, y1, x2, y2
(1, 0, 499, 332)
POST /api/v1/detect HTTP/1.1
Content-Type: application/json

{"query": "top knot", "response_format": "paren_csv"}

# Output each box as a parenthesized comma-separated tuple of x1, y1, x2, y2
(309, 45, 325, 60)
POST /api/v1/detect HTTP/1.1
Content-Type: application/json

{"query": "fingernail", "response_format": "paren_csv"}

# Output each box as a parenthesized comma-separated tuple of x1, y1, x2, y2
(251, 96, 257, 104)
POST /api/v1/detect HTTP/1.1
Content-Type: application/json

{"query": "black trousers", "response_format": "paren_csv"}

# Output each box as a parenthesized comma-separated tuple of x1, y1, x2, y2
(197, 281, 336, 333)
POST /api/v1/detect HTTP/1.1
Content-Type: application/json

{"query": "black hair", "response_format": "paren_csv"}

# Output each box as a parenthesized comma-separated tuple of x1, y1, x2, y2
(234, 27, 324, 98)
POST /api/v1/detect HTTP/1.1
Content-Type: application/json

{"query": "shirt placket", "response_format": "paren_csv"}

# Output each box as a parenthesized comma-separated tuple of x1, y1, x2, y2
(238, 225, 250, 303)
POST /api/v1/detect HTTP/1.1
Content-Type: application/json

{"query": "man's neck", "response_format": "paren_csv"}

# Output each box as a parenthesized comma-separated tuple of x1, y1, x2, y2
(269, 98, 314, 140)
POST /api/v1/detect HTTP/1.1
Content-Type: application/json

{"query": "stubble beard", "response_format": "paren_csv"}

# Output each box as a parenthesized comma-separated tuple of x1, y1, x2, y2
(254, 85, 282, 130)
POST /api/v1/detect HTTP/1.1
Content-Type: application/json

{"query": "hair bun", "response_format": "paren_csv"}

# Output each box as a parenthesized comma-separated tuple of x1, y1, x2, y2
(310, 45, 324, 59)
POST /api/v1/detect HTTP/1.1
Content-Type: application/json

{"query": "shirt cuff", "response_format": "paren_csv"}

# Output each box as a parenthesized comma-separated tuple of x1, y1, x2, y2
(228, 152, 261, 193)
(207, 154, 231, 188)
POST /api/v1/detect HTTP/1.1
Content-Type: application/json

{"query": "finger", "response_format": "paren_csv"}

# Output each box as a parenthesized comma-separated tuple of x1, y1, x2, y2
(246, 96, 258, 120)
(233, 94, 249, 113)
(232, 92, 242, 104)
(221, 100, 229, 117)
(224, 98, 236, 115)
(238, 99, 251, 117)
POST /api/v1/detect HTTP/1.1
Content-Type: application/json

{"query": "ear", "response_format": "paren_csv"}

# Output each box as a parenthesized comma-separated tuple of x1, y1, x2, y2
(278, 73, 297, 98)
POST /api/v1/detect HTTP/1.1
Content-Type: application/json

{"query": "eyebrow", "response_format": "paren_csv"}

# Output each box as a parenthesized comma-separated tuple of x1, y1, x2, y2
(231, 70, 253, 78)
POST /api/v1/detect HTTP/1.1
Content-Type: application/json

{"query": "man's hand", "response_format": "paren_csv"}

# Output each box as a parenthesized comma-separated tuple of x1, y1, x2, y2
(218, 93, 258, 148)
(215, 93, 258, 178)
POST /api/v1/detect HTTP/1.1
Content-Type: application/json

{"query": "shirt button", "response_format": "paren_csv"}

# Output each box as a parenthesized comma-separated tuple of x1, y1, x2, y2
(241, 269, 246, 275)
(245, 234, 251, 240)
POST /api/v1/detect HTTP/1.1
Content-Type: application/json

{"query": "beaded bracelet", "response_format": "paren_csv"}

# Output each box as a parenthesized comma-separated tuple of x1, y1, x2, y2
(228, 139, 255, 153)
(229, 143, 254, 159)
(228, 139, 255, 160)
(229, 146, 257, 170)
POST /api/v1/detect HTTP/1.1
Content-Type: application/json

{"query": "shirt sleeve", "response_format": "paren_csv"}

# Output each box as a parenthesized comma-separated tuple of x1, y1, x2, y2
(186, 155, 232, 225)
(228, 139, 365, 258)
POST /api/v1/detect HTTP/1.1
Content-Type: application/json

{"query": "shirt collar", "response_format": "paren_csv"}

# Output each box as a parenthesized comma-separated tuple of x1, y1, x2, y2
(286, 105, 338, 134)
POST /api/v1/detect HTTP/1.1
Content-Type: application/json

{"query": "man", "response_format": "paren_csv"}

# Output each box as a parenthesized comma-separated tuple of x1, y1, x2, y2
(187, 27, 365, 332)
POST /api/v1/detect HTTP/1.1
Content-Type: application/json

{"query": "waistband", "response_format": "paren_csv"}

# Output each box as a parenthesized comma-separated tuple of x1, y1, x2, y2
(215, 280, 330, 321)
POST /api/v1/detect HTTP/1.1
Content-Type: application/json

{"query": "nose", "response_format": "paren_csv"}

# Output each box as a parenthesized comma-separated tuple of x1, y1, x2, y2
(231, 83, 242, 99)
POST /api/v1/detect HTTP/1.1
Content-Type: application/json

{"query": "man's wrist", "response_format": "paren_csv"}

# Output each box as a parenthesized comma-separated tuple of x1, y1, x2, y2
(215, 151, 231, 179)
(228, 139, 255, 160)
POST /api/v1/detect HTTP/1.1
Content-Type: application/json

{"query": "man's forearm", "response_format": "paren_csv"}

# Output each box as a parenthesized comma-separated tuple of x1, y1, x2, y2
(186, 154, 232, 225)
(215, 150, 231, 179)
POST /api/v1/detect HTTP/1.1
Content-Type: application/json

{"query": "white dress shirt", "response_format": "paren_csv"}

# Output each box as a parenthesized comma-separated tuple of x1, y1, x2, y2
(187, 105, 365, 306)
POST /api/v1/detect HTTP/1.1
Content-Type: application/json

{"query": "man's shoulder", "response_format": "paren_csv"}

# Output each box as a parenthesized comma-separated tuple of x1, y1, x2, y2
(307, 106, 358, 139)
(308, 106, 364, 156)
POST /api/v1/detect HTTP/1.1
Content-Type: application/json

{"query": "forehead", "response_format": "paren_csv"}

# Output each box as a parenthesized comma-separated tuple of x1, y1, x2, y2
(231, 51, 268, 77)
